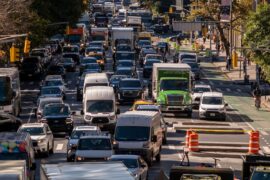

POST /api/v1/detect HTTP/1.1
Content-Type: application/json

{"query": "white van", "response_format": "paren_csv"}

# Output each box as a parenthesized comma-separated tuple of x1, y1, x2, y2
(83, 73, 109, 94)
(114, 111, 163, 166)
(83, 86, 119, 131)
(199, 92, 227, 120)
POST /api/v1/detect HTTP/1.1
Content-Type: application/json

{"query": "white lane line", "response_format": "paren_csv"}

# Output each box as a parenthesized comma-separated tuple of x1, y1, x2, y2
(168, 145, 183, 160)
(261, 131, 269, 136)
(226, 88, 231, 92)
(56, 144, 64, 151)
(262, 146, 270, 154)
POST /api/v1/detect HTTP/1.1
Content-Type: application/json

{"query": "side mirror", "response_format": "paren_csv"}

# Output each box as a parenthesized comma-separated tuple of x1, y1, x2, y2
(152, 135, 157, 142)
(116, 108, 120, 114)
(72, 111, 76, 115)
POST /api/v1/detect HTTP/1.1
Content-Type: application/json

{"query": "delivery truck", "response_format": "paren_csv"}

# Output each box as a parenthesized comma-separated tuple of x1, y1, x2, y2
(111, 27, 134, 50)
(152, 63, 192, 117)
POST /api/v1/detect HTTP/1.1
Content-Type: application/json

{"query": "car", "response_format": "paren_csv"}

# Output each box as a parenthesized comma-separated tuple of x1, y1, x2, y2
(85, 46, 103, 56)
(187, 62, 201, 80)
(178, 52, 198, 63)
(116, 45, 132, 52)
(0, 113, 22, 132)
(109, 75, 128, 91)
(115, 67, 135, 78)
(36, 97, 64, 121)
(116, 60, 134, 68)
(30, 48, 51, 67)
(109, 155, 148, 180)
(62, 45, 81, 64)
(75, 132, 113, 162)
(67, 126, 101, 162)
(199, 92, 227, 120)
(84, 63, 101, 73)
(144, 54, 163, 64)
(87, 52, 106, 70)
(40, 86, 65, 99)
(130, 100, 154, 111)
(47, 65, 66, 79)
(139, 48, 157, 67)
(80, 57, 98, 75)
(17, 123, 54, 156)
(41, 103, 74, 134)
(143, 59, 162, 78)
(20, 57, 45, 80)
(42, 75, 66, 96)
(136, 40, 151, 51)
(117, 78, 144, 104)
(192, 84, 212, 109)
(61, 58, 76, 72)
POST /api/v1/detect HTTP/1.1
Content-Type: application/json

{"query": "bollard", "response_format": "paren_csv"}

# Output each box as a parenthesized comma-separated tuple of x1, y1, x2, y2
(189, 132, 199, 152)
(185, 130, 193, 147)
(248, 131, 260, 154)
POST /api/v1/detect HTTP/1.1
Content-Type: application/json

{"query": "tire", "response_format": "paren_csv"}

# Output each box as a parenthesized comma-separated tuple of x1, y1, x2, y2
(156, 150, 161, 162)
(49, 140, 54, 154)
(44, 144, 50, 157)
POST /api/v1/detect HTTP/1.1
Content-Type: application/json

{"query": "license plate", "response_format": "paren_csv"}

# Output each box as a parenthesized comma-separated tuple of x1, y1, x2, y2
(210, 113, 215, 117)
(54, 120, 59, 123)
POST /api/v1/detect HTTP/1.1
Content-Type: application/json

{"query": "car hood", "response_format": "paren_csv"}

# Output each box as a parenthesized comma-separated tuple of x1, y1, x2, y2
(75, 150, 113, 158)
(44, 115, 69, 119)
(31, 135, 47, 141)
(192, 93, 203, 99)
(119, 87, 142, 91)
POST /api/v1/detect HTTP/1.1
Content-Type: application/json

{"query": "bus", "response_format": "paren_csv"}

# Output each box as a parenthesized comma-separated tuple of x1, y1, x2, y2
(0, 68, 21, 116)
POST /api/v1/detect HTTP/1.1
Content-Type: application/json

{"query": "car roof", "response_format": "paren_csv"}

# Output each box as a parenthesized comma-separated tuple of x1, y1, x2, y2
(21, 123, 46, 128)
(74, 126, 99, 131)
(194, 84, 211, 88)
(41, 86, 61, 89)
(45, 75, 63, 80)
(121, 78, 140, 81)
(117, 67, 132, 70)
(39, 97, 63, 102)
(202, 92, 223, 97)
(110, 155, 139, 159)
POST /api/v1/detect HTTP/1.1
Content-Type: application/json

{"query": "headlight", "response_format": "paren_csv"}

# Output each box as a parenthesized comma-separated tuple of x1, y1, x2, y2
(38, 139, 46, 144)
(109, 115, 116, 120)
(85, 115, 91, 120)
(66, 117, 73, 123)
(76, 156, 84, 161)
(219, 108, 225, 112)
(201, 107, 207, 111)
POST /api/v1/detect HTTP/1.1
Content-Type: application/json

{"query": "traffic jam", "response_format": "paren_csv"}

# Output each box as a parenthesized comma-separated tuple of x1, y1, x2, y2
(0, 0, 268, 180)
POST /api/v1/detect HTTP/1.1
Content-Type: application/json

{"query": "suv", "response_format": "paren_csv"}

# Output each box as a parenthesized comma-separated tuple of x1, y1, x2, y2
(117, 78, 144, 104)
(43, 75, 66, 97)
(199, 92, 227, 120)
(41, 103, 74, 134)
(20, 57, 44, 80)
(18, 123, 54, 157)
(67, 126, 101, 162)
(75, 132, 113, 162)
(191, 84, 212, 109)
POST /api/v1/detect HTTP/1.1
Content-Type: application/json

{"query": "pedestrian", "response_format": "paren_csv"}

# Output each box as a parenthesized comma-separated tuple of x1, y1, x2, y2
(258, 66, 262, 80)
(226, 56, 232, 71)
(243, 57, 247, 75)
(203, 36, 206, 44)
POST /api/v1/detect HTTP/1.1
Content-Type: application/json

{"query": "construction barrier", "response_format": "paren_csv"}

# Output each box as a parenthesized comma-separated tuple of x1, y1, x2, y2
(248, 131, 260, 154)
(189, 132, 199, 152)
(185, 129, 193, 147)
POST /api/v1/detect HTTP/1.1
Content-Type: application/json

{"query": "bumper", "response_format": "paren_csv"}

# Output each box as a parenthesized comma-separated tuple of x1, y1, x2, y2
(115, 148, 151, 160)
(199, 111, 226, 120)
(160, 105, 192, 113)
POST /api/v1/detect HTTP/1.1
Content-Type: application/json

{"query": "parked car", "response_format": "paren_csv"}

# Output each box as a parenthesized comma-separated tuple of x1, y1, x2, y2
(109, 155, 148, 180)
(17, 123, 54, 156)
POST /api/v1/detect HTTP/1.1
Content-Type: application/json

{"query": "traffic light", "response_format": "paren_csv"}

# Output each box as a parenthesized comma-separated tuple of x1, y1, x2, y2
(23, 38, 31, 54)
(10, 45, 20, 63)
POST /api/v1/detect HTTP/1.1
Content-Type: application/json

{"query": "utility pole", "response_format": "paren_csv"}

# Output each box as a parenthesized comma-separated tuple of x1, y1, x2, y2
(229, 0, 233, 63)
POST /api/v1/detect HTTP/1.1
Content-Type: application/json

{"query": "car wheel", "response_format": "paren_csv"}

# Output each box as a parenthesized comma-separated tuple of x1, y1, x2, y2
(156, 150, 161, 162)
(49, 140, 54, 154)
(44, 144, 50, 157)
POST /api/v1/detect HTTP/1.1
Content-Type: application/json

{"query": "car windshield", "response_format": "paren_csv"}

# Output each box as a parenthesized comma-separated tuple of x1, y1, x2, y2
(145, 60, 160, 67)
(110, 76, 126, 82)
(41, 87, 61, 95)
(111, 158, 138, 168)
(193, 87, 211, 93)
(202, 96, 223, 105)
(251, 170, 270, 180)
(85, 64, 100, 69)
(81, 58, 97, 64)
(19, 127, 45, 135)
(160, 79, 188, 91)
(115, 126, 150, 141)
(44, 80, 63, 86)
(181, 54, 196, 60)
(71, 130, 98, 139)
(138, 40, 151, 46)
(43, 104, 69, 116)
(64, 58, 73, 63)
(78, 138, 111, 150)
(119, 80, 141, 88)
(116, 53, 134, 60)
(146, 56, 162, 60)
(116, 69, 132, 76)
(0, 77, 12, 103)
(117, 46, 131, 51)
(118, 61, 132, 67)
(86, 48, 101, 53)
(187, 63, 199, 69)
(86, 100, 113, 113)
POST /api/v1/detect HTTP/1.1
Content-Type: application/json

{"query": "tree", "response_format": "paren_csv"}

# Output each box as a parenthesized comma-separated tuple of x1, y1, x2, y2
(244, 4, 270, 81)
(188, 0, 252, 57)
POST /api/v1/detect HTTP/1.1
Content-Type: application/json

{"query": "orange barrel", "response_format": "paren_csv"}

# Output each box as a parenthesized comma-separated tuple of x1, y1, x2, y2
(189, 132, 199, 152)
(248, 131, 260, 154)
(185, 130, 193, 147)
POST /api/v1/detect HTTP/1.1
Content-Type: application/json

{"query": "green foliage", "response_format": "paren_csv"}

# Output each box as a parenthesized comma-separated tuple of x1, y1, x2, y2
(245, 4, 270, 81)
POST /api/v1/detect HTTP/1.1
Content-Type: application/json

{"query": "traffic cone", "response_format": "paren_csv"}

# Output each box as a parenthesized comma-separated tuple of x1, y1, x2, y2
(189, 132, 199, 152)
(248, 131, 260, 154)
(185, 129, 193, 147)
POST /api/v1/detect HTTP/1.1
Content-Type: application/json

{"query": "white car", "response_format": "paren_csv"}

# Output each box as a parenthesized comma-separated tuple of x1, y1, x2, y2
(67, 126, 101, 162)
(110, 155, 148, 180)
(191, 84, 212, 108)
(199, 92, 227, 120)
(17, 123, 54, 156)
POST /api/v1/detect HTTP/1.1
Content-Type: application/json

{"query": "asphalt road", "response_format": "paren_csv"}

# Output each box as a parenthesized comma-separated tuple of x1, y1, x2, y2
(18, 52, 270, 179)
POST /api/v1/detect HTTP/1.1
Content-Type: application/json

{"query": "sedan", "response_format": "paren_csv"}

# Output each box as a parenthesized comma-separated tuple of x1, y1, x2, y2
(109, 155, 148, 180)
(61, 58, 76, 72)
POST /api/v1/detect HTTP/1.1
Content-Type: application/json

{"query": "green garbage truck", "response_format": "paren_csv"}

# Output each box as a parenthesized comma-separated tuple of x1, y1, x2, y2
(152, 63, 192, 117)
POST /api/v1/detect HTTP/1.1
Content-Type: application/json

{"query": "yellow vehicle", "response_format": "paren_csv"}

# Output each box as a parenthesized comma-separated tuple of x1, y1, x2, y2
(130, 100, 154, 111)
(88, 52, 105, 70)
(138, 32, 152, 42)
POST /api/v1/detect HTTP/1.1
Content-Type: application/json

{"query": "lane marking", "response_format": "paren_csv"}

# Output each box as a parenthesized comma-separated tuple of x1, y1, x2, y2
(261, 131, 269, 136)
(56, 143, 64, 151)
(168, 145, 183, 160)
(262, 146, 270, 154)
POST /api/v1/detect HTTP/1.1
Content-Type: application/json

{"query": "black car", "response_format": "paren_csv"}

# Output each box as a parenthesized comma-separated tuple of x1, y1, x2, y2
(143, 59, 161, 79)
(115, 67, 135, 78)
(0, 113, 22, 132)
(20, 57, 45, 80)
(117, 78, 144, 104)
(63, 53, 80, 65)
(109, 75, 127, 92)
(42, 103, 74, 134)
(47, 65, 66, 79)
(61, 58, 76, 72)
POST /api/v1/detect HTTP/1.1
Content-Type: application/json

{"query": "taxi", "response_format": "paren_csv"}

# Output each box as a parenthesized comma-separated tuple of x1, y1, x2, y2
(130, 100, 155, 111)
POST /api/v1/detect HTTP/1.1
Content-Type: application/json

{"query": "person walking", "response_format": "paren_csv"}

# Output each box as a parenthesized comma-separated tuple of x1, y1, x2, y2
(226, 56, 232, 71)
(203, 36, 206, 44)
